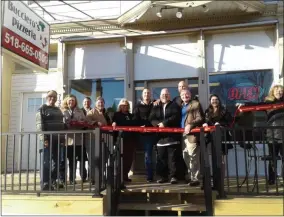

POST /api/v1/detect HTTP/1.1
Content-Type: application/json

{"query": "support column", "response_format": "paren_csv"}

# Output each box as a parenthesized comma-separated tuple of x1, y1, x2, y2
(57, 40, 68, 106)
(1, 54, 14, 172)
(123, 38, 136, 177)
(198, 30, 209, 110)
(277, 1, 283, 85)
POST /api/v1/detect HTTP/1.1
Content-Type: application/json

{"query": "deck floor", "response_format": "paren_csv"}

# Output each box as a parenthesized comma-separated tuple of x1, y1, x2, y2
(1, 172, 283, 195)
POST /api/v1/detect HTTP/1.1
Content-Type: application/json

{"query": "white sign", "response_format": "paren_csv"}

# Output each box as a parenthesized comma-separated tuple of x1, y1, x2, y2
(1, 1, 50, 70)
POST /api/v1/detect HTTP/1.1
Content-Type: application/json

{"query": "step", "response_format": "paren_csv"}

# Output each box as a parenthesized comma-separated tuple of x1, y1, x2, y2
(122, 183, 204, 194)
(118, 202, 206, 211)
(120, 192, 205, 204)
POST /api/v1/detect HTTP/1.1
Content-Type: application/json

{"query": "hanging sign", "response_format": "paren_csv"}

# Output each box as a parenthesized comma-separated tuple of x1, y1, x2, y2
(1, 1, 50, 70)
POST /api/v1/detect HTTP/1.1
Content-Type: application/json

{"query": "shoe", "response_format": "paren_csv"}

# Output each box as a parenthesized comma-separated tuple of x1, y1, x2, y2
(170, 177, 178, 184)
(53, 180, 64, 189)
(268, 180, 275, 185)
(124, 178, 132, 182)
(70, 180, 77, 185)
(42, 183, 54, 191)
(147, 179, 153, 183)
(157, 178, 168, 184)
(189, 181, 200, 187)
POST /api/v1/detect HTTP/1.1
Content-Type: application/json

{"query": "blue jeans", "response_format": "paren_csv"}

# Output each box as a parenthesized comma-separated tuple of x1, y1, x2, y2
(140, 134, 156, 180)
(40, 142, 65, 187)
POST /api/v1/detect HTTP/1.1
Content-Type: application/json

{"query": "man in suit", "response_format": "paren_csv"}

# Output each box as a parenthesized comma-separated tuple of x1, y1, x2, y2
(149, 88, 182, 184)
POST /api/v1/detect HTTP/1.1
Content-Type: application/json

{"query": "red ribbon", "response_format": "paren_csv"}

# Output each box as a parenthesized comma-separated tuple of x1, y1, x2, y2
(69, 121, 215, 133)
(69, 102, 284, 133)
(237, 102, 284, 112)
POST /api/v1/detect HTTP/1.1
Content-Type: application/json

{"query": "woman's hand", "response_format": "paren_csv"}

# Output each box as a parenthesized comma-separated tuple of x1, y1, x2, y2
(97, 122, 103, 127)
(112, 122, 117, 128)
(184, 124, 191, 134)
(203, 123, 208, 127)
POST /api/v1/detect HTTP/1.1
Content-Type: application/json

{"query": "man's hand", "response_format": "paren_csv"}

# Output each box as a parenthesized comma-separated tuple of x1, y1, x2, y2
(141, 125, 145, 127)
(184, 124, 191, 134)
(44, 140, 49, 147)
(153, 99, 160, 106)
(112, 122, 117, 128)
(203, 123, 208, 127)
(158, 122, 164, 128)
(215, 122, 220, 126)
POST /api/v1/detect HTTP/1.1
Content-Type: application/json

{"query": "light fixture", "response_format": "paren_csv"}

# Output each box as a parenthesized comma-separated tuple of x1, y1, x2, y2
(202, 5, 209, 13)
(176, 8, 183, 19)
(156, 8, 162, 18)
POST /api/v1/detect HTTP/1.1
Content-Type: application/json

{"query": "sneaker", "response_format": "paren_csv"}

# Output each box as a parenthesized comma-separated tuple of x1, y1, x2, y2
(170, 177, 178, 184)
(157, 178, 168, 184)
(42, 183, 54, 191)
(147, 179, 153, 183)
(189, 181, 200, 187)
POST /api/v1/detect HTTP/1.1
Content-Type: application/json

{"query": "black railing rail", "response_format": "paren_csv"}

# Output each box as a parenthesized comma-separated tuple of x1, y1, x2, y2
(211, 125, 284, 198)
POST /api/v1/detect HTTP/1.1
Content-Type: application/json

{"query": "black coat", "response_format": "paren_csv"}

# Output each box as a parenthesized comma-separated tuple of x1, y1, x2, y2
(265, 98, 284, 141)
(149, 101, 181, 145)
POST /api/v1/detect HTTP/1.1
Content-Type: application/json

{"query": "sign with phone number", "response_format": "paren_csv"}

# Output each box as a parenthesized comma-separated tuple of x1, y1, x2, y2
(2, 26, 48, 69)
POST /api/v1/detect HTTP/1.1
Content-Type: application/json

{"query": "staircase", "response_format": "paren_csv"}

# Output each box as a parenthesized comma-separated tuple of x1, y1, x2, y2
(117, 177, 207, 216)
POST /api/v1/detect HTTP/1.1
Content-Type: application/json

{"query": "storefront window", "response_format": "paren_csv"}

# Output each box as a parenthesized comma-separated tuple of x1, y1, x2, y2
(134, 82, 145, 104)
(70, 78, 124, 112)
(209, 70, 273, 126)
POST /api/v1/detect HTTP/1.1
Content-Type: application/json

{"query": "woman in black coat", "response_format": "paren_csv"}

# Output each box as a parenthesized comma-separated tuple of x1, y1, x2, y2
(264, 85, 284, 185)
(203, 94, 233, 183)
(112, 98, 137, 182)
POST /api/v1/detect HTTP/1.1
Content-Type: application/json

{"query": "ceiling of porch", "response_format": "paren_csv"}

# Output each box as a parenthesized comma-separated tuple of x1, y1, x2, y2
(120, 1, 268, 25)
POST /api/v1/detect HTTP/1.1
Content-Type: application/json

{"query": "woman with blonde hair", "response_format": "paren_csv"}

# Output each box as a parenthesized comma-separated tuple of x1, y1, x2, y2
(61, 94, 87, 184)
(112, 98, 137, 182)
(264, 84, 284, 185)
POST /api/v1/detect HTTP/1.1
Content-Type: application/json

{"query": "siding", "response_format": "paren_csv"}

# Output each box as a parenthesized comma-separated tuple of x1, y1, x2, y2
(6, 72, 61, 172)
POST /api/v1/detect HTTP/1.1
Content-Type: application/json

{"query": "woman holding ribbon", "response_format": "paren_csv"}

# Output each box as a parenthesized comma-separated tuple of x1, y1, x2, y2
(264, 84, 284, 185)
(61, 94, 87, 184)
(112, 98, 137, 182)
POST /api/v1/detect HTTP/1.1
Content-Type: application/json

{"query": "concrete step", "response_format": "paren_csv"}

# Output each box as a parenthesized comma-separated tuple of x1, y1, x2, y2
(118, 202, 206, 212)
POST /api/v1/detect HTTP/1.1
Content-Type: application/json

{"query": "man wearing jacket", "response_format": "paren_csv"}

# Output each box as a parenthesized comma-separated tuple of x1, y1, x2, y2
(181, 89, 204, 186)
(149, 88, 181, 184)
(36, 90, 66, 190)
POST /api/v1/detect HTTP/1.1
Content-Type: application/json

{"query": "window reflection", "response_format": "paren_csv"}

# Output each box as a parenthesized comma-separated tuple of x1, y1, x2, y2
(209, 70, 273, 127)
(70, 78, 124, 112)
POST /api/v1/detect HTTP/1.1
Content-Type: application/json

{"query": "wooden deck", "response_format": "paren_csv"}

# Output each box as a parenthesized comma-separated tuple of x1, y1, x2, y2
(1, 173, 283, 195)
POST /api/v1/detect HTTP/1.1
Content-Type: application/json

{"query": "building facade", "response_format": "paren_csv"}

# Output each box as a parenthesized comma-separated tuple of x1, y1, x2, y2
(2, 1, 283, 176)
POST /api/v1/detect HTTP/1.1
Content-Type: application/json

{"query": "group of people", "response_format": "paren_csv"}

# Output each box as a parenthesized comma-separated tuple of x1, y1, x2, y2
(36, 81, 284, 190)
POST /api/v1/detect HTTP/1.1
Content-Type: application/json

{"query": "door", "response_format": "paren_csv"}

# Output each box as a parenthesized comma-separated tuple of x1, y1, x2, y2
(133, 79, 199, 173)
(21, 93, 46, 171)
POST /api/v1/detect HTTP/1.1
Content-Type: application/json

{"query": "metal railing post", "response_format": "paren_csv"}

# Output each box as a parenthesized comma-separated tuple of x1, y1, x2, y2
(93, 128, 103, 198)
(214, 125, 226, 199)
(200, 128, 213, 216)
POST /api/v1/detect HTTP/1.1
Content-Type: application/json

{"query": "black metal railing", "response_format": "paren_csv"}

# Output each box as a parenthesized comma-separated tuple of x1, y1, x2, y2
(1, 129, 108, 195)
(209, 125, 284, 198)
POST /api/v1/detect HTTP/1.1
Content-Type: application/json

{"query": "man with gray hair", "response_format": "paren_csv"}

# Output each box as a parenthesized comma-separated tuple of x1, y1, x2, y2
(149, 88, 181, 184)
(180, 88, 204, 186)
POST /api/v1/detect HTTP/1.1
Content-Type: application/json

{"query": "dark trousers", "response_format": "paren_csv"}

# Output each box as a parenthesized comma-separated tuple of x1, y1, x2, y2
(41, 143, 65, 187)
(123, 138, 135, 180)
(67, 145, 87, 182)
(140, 135, 156, 180)
(156, 144, 179, 179)
(268, 143, 283, 182)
